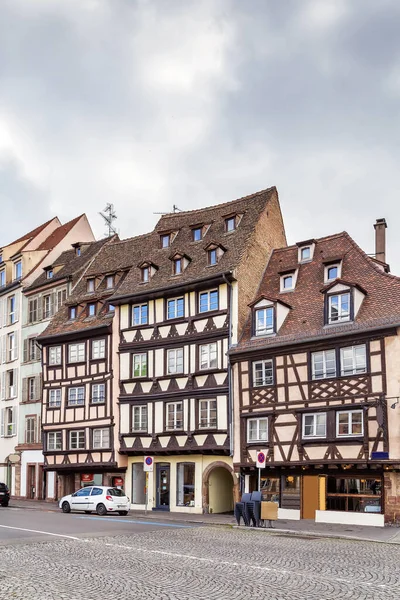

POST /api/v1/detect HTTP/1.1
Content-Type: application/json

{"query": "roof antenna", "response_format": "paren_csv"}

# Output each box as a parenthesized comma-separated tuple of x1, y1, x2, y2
(99, 203, 117, 237)
(153, 204, 183, 215)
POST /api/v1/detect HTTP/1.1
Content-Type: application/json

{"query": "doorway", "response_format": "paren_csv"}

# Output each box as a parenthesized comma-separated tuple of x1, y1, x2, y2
(302, 475, 320, 519)
(156, 464, 170, 510)
(27, 465, 36, 499)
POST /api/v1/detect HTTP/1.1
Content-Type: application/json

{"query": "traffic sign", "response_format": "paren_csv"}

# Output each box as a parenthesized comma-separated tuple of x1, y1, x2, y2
(144, 456, 154, 472)
(256, 450, 266, 469)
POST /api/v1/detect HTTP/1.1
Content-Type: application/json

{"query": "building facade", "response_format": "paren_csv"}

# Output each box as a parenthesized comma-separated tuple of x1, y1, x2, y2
(231, 220, 400, 526)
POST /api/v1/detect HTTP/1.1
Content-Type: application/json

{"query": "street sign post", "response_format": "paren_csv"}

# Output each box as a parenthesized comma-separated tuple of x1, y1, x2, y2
(143, 457, 154, 515)
(256, 451, 266, 491)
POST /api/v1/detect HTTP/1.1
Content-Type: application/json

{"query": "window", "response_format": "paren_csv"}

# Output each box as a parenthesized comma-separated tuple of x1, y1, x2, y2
(199, 343, 217, 370)
(303, 413, 327, 438)
(43, 294, 53, 319)
(68, 343, 85, 363)
(167, 348, 184, 374)
(132, 303, 148, 325)
(87, 279, 95, 292)
(28, 298, 38, 323)
(326, 476, 381, 513)
(47, 431, 62, 451)
(49, 346, 62, 365)
(192, 228, 202, 241)
(281, 274, 294, 291)
(167, 297, 184, 320)
(69, 430, 85, 450)
(247, 418, 268, 442)
(255, 307, 274, 336)
(340, 345, 367, 376)
(337, 410, 363, 437)
(142, 267, 149, 282)
(311, 349, 336, 379)
(133, 353, 147, 378)
(0, 270, 5, 288)
(91, 383, 105, 404)
(199, 290, 218, 313)
(328, 293, 350, 324)
(166, 402, 183, 430)
(108, 303, 115, 312)
(14, 260, 22, 280)
(25, 417, 36, 444)
(93, 428, 110, 449)
(88, 303, 96, 317)
(9, 296, 16, 324)
(208, 249, 217, 265)
(68, 387, 85, 406)
(46, 269, 53, 279)
(28, 338, 39, 362)
(7, 332, 17, 361)
(0, 407, 15, 437)
(106, 275, 114, 289)
(28, 377, 36, 401)
(49, 389, 61, 408)
(173, 258, 182, 275)
(253, 360, 274, 386)
(300, 247, 311, 261)
(132, 405, 147, 432)
(325, 262, 341, 282)
(177, 463, 195, 507)
(199, 399, 217, 428)
(225, 216, 236, 232)
(56, 289, 67, 311)
(92, 339, 105, 359)
(69, 306, 77, 320)
(161, 234, 170, 248)
(76, 246, 81, 256)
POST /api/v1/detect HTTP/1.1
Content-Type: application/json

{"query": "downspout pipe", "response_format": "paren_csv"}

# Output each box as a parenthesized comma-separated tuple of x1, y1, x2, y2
(222, 273, 234, 457)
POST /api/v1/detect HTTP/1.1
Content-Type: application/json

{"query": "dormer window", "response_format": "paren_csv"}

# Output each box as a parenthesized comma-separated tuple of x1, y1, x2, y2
(46, 269, 54, 279)
(0, 270, 5, 288)
(69, 306, 77, 320)
(14, 260, 22, 280)
(282, 275, 293, 290)
(209, 249, 217, 266)
(106, 275, 114, 289)
(225, 216, 236, 232)
(174, 258, 182, 275)
(297, 240, 315, 263)
(87, 278, 95, 292)
(76, 247, 81, 256)
(326, 263, 340, 282)
(300, 247, 310, 261)
(138, 261, 157, 283)
(255, 307, 275, 336)
(328, 292, 350, 324)
(108, 303, 115, 312)
(161, 234, 170, 248)
(142, 267, 149, 282)
(205, 242, 225, 266)
(170, 252, 190, 276)
(192, 227, 202, 241)
(88, 303, 96, 317)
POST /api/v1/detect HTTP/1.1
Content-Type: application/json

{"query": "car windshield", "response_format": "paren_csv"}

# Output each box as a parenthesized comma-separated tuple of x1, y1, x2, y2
(107, 488, 126, 497)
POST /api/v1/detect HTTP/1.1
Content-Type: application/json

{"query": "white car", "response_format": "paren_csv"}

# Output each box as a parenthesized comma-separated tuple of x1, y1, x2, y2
(59, 486, 131, 516)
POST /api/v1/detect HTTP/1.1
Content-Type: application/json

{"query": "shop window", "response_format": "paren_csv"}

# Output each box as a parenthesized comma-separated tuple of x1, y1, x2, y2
(131, 463, 146, 504)
(177, 463, 195, 507)
(280, 475, 301, 510)
(326, 476, 382, 513)
(260, 476, 280, 503)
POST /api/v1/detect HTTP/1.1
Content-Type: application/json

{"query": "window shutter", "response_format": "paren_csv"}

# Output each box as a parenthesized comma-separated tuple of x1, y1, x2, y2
(0, 298, 2, 328)
(0, 409, 4, 437)
(1, 334, 6, 364)
(22, 378, 28, 403)
(3, 299, 7, 327)
(51, 292, 57, 317)
(0, 372, 5, 401)
(14, 295, 19, 323)
(23, 339, 28, 363)
(37, 416, 42, 445)
(13, 368, 18, 398)
(37, 296, 43, 322)
(14, 332, 19, 361)
(10, 408, 16, 436)
(37, 374, 42, 400)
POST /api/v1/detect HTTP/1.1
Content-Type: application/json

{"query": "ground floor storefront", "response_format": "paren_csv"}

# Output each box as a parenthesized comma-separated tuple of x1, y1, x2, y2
(241, 466, 400, 526)
(125, 455, 239, 514)
(44, 467, 127, 500)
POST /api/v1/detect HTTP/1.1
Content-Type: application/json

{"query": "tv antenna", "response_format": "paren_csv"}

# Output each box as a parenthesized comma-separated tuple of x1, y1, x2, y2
(153, 204, 183, 215)
(99, 203, 117, 237)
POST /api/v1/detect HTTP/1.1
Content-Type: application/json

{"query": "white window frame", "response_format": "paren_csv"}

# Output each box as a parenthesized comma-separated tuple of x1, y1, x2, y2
(132, 353, 147, 378)
(43, 294, 53, 319)
(225, 216, 236, 232)
(88, 303, 96, 317)
(166, 402, 183, 430)
(208, 249, 217, 265)
(106, 275, 114, 289)
(247, 418, 268, 443)
(253, 359, 274, 386)
(132, 405, 148, 432)
(25, 416, 36, 444)
(87, 278, 95, 292)
(161, 234, 170, 248)
(14, 260, 22, 280)
(68, 386, 85, 406)
(7, 332, 16, 361)
(336, 410, 363, 437)
(132, 303, 148, 326)
(173, 258, 182, 275)
(49, 346, 62, 365)
(199, 399, 217, 429)
(92, 339, 105, 359)
(325, 262, 341, 283)
(255, 307, 274, 336)
(47, 431, 62, 451)
(167, 348, 184, 374)
(69, 430, 85, 450)
(9, 295, 16, 324)
(0, 269, 5, 288)
(91, 383, 105, 404)
(142, 267, 149, 282)
(199, 343, 218, 370)
(68, 343, 85, 363)
(280, 273, 295, 292)
(328, 292, 350, 324)
(340, 344, 367, 376)
(28, 377, 36, 401)
(49, 388, 62, 408)
(311, 349, 337, 380)
(167, 297, 184, 320)
(69, 306, 77, 320)
(93, 428, 110, 449)
(302, 413, 327, 438)
(199, 290, 218, 313)
(300, 246, 311, 262)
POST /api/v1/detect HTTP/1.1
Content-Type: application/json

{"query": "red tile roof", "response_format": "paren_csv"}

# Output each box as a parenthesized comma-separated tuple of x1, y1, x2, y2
(3, 218, 57, 248)
(36, 215, 85, 250)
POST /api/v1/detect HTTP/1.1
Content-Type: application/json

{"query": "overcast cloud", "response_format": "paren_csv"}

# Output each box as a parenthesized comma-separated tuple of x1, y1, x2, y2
(1, 0, 400, 269)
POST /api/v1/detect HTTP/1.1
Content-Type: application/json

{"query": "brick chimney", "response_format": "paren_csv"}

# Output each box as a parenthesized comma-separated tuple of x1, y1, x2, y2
(374, 218, 387, 263)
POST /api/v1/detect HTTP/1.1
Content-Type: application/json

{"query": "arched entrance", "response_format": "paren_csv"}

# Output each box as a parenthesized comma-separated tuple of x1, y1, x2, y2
(202, 461, 239, 514)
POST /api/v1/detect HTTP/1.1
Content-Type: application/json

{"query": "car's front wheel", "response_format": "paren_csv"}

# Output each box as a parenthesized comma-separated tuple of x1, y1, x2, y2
(62, 501, 71, 513)
(118, 511, 128, 516)
(1, 502, 8, 508)
(96, 503, 107, 516)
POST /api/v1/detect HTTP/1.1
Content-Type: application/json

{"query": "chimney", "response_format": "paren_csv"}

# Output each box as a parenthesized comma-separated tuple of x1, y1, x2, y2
(374, 218, 387, 263)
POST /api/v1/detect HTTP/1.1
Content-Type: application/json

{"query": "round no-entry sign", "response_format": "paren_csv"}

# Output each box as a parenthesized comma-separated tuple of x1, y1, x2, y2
(145, 457, 153, 466)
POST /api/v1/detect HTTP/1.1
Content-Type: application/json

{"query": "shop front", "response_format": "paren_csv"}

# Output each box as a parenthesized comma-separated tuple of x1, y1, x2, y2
(126, 455, 238, 514)
(51, 468, 127, 500)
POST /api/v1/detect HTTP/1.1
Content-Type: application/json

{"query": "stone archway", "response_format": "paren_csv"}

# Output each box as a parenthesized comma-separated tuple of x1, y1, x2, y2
(202, 461, 239, 514)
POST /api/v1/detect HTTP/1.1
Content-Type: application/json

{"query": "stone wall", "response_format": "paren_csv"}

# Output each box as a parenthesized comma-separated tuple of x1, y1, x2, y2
(384, 471, 400, 522)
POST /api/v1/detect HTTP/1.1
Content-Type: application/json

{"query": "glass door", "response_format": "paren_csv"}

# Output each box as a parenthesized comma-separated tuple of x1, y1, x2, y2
(156, 464, 170, 510)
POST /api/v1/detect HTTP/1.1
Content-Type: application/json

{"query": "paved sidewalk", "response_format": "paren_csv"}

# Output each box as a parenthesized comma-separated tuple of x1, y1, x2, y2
(7, 498, 400, 544)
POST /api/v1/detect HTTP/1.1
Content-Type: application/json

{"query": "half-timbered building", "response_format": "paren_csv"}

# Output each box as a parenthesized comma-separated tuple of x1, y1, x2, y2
(110, 188, 287, 513)
(231, 219, 400, 526)
(36, 235, 129, 499)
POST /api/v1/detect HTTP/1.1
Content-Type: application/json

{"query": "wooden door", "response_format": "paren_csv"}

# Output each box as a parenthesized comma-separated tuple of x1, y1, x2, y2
(301, 475, 319, 519)
(27, 465, 36, 499)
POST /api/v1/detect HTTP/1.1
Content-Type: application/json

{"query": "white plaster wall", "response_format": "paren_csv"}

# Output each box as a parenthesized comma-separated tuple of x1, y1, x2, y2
(316, 510, 384, 527)
(20, 449, 44, 496)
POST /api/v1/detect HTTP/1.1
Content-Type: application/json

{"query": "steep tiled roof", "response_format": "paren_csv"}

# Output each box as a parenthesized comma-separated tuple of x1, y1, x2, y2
(36, 215, 85, 250)
(3, 217, 57, 247)
(232, 231, 400, 353)
(111, 187, 276, 299)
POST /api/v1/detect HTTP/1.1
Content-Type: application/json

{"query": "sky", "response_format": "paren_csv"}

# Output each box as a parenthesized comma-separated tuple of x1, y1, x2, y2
(1, 0, 400, 270)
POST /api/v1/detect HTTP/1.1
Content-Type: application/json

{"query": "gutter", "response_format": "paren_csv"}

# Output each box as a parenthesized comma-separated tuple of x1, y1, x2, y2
(36, 323, 111, 345)
(222, 272, 234, 458)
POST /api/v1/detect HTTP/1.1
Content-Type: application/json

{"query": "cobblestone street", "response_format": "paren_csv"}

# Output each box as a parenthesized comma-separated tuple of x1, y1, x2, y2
(1, 525, 400, 599)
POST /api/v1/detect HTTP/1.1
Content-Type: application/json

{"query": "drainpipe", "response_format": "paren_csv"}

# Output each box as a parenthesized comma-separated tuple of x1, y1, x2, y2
(222, 273, 234, 457)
